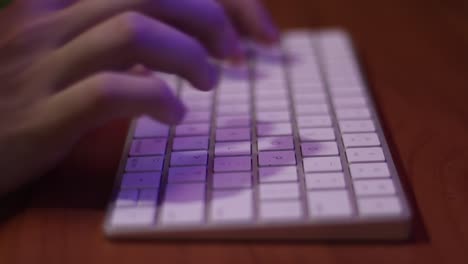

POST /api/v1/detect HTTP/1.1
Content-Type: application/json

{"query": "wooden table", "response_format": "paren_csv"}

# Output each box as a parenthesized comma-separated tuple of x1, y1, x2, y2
(1, 0, 468, 263)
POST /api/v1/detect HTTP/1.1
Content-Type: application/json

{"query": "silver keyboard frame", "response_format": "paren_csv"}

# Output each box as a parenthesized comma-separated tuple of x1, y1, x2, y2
(103, 30, 412, 240)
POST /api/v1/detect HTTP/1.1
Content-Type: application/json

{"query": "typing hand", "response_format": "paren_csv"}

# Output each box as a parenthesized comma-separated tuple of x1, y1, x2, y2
(0, 0, 277, 194)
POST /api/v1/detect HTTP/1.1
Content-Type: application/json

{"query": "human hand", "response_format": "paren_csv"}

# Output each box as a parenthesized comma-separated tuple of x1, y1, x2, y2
(0, 0, 277, 194)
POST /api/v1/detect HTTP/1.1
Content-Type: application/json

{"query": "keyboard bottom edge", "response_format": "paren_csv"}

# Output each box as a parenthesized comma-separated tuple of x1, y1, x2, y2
(104, 219, 411, 241)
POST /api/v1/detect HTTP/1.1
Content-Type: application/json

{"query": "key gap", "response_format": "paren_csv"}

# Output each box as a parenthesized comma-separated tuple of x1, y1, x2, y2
(281, 34, 310, 221)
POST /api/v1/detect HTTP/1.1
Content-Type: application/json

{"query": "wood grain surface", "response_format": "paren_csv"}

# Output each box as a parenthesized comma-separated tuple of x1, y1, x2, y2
(1, 0, 468, 263)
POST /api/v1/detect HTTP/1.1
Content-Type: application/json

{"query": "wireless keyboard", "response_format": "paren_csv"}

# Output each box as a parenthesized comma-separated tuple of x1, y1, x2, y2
(104, 30, 412, 240)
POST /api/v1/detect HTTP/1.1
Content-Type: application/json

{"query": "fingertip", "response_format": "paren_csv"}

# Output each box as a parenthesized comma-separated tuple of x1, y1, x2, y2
(169, 101, 187, 125)
(258, 9, 280, 44)
(197, 61, 221, 91)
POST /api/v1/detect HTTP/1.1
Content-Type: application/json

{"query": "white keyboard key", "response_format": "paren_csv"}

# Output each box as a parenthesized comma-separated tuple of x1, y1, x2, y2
(214, 156, 252, 172)
(176, 123, 210, 136)
(213, 172, 252, 188)
(125, 156, 164, 172)
(122, 172, 161, 188)
(297, 115, 332, 128)
(257, 136, 294, 151)
(259, 183, 300, 200)
(216, 115, 251, 128)
(259, 166, 298, 183)
(353, 179, 396, 196)
(303, 156, 342, 172)
(217, 104, 250, 115)
(130, 138, 167, 156)
(358, 197, 402, 216)
(184, 100, 212, 111)
(293, 92, 327, 104)
(180, 92, 213, 101)
(218, 86, 250, 95)
(291, 73, 322, 84)
(260, 201, 303, 221)
(336, 107, 371, 120)
(256, 99, 289, 111)
(291, 81, 324, 91)
(215, 141, 251, 156)
(328, 77, 362, 88)
(305, 172, 346, 189)
(300, 128, 335, 141)
(330, 88, 364, 97)
(295, 103, 329, 115)
(218, 93, 250, 104)
(115, 189, 138, 206)
(339, 120, 375, 132)
(333, 96, 367, 108)
(301, 141, 339, 156)
(168, 166, 206, 183)
(170, 150, 208, 166)
(308, 190, 353, 218)
(255, 89, 288, 99)
(257, 123, 292, 136)
(111, 207, 155, 226)
(216, 128, 251, 141)
(161, 183, 205, 225)
(134, 117, 169, 138)
(258, 151, 296, 166)
(218, 92, 250, 103)
(182, 111, 212, 123)
(346, 147, 385, 163)
(211, 189, 253, 222)
(257, 111, 290, 123)
(138, 189, 159, 206)
(255, 80, 287, 91)
(350, 163, 391, 179)
(342, 133, 380, 147)
(172, 136, 209, 151)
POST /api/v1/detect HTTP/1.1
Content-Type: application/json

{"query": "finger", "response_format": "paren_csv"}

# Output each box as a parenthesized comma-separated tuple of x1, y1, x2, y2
(46, 12, 219, 91)
(40, 72, 186, 138)
(50, 0, 242, 59)
(129, 64, 153, 76)
(218, 0, 279, 43)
